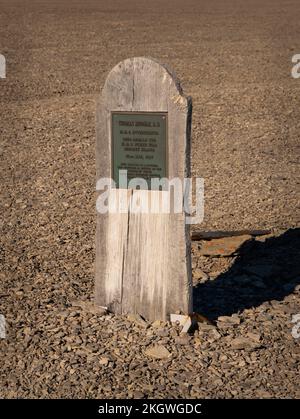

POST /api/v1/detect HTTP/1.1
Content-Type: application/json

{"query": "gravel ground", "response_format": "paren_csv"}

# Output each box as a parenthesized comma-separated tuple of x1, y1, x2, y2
(0, 0, 299, 398)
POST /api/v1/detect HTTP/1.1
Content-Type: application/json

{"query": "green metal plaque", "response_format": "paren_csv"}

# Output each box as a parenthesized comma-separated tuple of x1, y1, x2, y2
(111, 112, 168, 189)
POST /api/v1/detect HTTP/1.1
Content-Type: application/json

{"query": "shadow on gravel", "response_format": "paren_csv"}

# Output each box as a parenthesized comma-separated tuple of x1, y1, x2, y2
(193, 228, 300, 320)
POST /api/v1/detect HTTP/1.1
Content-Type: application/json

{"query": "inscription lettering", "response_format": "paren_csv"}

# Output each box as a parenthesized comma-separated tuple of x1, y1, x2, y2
(112, 112, 167, 189)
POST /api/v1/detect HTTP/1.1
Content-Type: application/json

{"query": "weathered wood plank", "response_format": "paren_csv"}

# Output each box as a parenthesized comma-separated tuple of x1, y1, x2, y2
(95, 57, 192, 321)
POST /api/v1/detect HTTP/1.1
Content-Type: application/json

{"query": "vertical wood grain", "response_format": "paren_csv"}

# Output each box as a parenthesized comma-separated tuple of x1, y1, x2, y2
(95, 57, 192, 320)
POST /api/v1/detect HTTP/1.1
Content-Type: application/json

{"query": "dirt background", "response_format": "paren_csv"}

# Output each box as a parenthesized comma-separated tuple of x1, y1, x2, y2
(0, 0, 299, 399)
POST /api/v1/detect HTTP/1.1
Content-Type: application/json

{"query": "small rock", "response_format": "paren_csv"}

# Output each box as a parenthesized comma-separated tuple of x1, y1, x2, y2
(230, 337, 261, 350)
(175, 334, 191, 345)
(246, 332, 261, 343)
(23, 327, 32, 336)
(198, 323, 216, 331)
(194, 337, 201, 348)
(213, 378, 223, 386)
(71, 300, 107, 315)
(145, 345, 171, 359)
(217, 315, 241, 325)
(99, 357, 110, 366)
(127, 313, 148, 329)
(256, 389, 272, 398)
(156, 328, 169, 337)
(209, 329, 222, 341)
(193, 268, 208, 281)
(152, 320, 164, 328)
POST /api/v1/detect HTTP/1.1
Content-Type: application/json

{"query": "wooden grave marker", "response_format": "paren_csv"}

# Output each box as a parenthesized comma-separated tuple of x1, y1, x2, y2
(95, 57, 192, 321)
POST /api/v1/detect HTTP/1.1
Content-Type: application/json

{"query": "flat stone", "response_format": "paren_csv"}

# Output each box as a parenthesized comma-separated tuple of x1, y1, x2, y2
(217, 315, 241, 325)
(71, 300, 108, 315)
(198, 323, 217, 331)
(145, 345, 171, 359)
(230, 337, 262, 350)
(134, 391, 145, 399)
(246, 332, 261, 343)
(198, 235, 252, 257)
